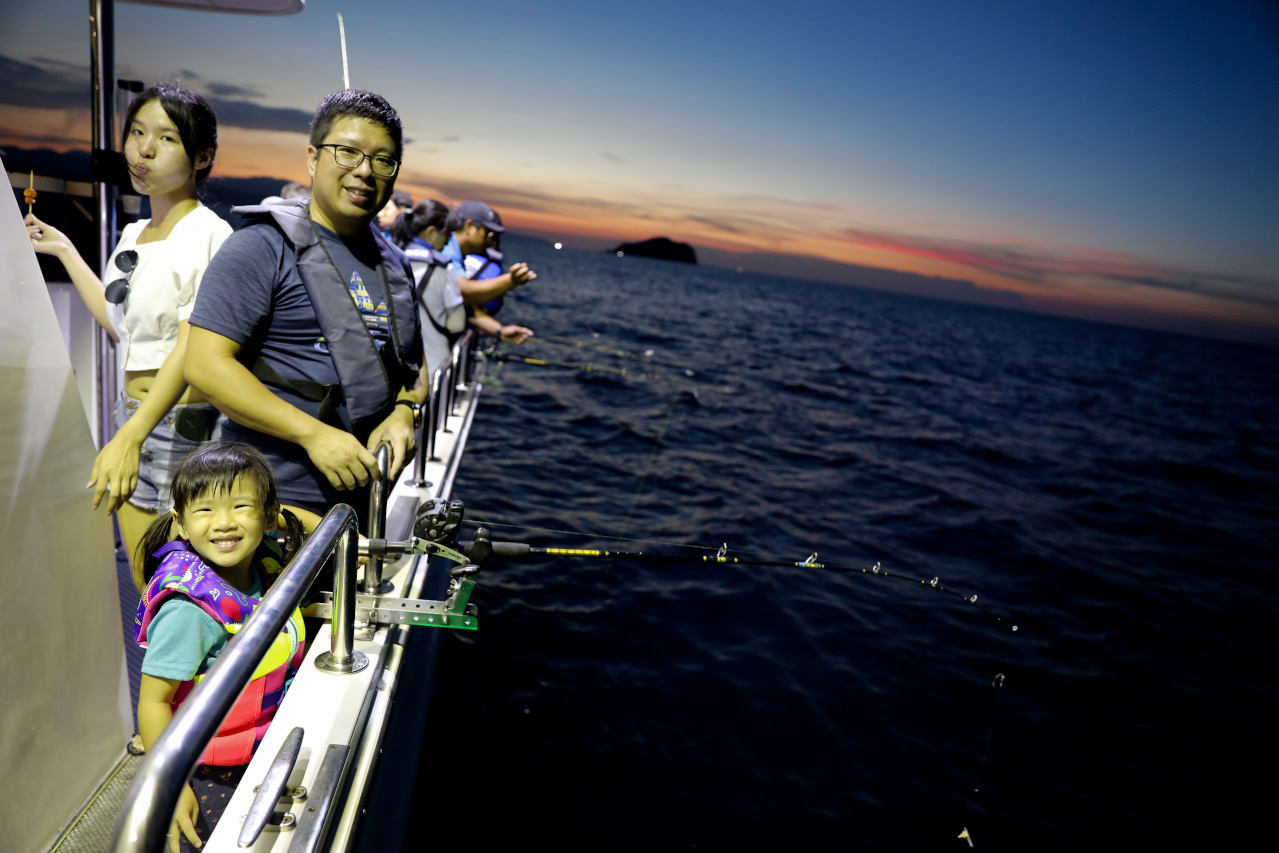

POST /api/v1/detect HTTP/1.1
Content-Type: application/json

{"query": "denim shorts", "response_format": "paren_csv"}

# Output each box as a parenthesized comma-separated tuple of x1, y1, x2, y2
(113, 394, 221, 514)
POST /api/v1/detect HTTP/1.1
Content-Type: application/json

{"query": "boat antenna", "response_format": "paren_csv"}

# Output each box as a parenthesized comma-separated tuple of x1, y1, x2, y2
(337, 13, 350, 89)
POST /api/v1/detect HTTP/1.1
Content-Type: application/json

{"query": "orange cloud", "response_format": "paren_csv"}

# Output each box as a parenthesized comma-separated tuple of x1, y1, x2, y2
(8, 112, 1276, 342)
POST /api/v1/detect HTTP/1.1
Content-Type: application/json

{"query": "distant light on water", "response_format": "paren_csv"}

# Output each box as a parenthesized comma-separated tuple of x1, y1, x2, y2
(616, 251, 624, 257)
(554, 242, 563, 250)
(737, 267, 743, 273)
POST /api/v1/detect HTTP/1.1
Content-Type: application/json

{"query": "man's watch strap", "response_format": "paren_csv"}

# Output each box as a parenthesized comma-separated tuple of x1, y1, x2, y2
(394, 398, 422, 428)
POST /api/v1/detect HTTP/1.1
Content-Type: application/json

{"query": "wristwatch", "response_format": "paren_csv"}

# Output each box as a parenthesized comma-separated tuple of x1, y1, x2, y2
(394, 399, 422, 428)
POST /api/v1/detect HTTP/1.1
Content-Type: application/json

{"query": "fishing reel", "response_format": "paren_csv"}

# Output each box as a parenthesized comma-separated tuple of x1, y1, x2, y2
(415, 498, 478, 580)
(361, 498, 469, 570)
(308, 498, 483, 631)
(477, 337, 506, 359)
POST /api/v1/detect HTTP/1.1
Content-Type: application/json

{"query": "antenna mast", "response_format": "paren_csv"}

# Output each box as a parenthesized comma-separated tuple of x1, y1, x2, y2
(337, 13, 350, 89)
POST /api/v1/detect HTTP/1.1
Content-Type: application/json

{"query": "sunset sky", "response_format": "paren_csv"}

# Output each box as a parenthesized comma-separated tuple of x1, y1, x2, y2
(3, 0, 1278, 343)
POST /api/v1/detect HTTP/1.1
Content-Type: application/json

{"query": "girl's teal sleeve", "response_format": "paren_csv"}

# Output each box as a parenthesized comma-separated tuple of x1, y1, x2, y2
(140, 598, 227, 681)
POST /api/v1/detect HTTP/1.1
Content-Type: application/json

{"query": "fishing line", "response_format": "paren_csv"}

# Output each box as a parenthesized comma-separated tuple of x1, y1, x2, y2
(535, 334, 698, 375)
(459, 515, 1018, 839)
(619, 390, 689, 537)
(489, 352, 733, 392)
(958, 672, 1007, 848)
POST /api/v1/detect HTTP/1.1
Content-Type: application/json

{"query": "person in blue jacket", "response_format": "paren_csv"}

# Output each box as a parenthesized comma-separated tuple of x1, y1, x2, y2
(441, 200, 534, 344)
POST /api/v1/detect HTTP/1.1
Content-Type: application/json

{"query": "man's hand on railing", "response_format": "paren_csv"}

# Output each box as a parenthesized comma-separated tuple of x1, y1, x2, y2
(366, 406, 416, 480)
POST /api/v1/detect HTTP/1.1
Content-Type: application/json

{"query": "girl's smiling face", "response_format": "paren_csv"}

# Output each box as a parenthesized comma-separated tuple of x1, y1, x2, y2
(173, 476, 268, 579)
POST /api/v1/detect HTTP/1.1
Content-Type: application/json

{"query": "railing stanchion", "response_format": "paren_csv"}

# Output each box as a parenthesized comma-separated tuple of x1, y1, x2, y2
(442, 361, 455, 433)
(362, 444, 391, 594)
(427, 368, 443, 461)
(317, 521, 368, 674)
(413, 390, 428, 485)
(412, 332, 472, 486)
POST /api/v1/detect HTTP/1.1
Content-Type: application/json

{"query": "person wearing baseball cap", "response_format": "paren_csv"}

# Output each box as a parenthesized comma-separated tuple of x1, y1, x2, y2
(442, 200, 536, 345)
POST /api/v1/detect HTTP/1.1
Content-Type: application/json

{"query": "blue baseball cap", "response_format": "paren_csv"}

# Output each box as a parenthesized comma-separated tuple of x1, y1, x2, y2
(455, 199, 505, 232)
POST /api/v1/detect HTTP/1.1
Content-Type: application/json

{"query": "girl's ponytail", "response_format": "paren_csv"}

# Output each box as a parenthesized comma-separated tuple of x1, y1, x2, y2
(134, 513, 178, 592)
(279, 508, 308, 566)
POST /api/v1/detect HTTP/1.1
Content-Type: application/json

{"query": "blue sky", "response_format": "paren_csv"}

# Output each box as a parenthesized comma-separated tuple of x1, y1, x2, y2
(3, 0, 1278, 340)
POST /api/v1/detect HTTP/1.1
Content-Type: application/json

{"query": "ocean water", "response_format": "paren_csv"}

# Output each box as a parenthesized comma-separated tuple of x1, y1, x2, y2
(411, 236, 1279, 851)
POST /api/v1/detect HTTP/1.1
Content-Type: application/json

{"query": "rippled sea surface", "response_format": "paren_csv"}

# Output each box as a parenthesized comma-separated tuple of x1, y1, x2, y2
(409, 236, 1279, 851)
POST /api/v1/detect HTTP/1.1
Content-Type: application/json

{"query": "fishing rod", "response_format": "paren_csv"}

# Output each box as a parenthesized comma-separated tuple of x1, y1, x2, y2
(486, 350, 735, 393)
(458, 526, 1019, 632)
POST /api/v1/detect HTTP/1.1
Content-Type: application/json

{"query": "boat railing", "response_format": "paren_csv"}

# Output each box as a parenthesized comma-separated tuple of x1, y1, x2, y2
(415, 330, 474, 484)
(111, 504, 362, 853)
(371, 326, 476, 582)
(362, 443, 393, 594)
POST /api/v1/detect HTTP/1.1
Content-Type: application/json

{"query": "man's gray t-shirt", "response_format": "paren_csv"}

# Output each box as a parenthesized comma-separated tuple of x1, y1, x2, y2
(189, 219, 399, 510)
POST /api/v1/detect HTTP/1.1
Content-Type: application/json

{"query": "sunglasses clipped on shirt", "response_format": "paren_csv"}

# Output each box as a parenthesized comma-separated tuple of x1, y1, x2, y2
(104, 249, 138, 305)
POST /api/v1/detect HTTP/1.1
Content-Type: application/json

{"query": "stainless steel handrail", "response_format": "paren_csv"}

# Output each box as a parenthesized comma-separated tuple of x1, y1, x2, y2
(419, 369, 438, 478)
(362, 443, 392, 594)
(455, 328, 475, 389)
(413, 332, 472, 484)
(314, 516, 366, 675)
(111, 505, 359, 853)
(426, 364, 446, 463)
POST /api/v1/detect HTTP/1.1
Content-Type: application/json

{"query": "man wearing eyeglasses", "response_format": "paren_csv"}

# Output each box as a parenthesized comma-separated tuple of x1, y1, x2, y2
(186, 90, 422, 524)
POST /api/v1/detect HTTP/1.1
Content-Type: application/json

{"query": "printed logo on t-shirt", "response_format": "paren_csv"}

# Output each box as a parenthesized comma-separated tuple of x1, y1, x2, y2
(349, 271, 390, 351)
(311, 270, 390, 355)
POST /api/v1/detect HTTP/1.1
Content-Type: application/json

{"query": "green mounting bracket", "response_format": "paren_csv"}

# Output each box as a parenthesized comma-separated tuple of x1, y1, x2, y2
(302, 586, 478, 631)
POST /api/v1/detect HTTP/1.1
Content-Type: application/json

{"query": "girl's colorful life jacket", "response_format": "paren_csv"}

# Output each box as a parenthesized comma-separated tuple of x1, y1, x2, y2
(134, 539, 306, 766)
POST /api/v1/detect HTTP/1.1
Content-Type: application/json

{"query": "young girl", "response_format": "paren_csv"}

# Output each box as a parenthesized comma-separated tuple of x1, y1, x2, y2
(26, 82, 232, 589)
(133, 443, 307, 851)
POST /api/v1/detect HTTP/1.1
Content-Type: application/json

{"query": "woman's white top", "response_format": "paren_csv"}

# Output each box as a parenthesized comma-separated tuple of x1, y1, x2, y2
(104, 205, 232, 371)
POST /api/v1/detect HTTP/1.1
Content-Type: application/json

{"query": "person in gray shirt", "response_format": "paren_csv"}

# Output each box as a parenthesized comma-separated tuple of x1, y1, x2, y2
(186, 90, 422, 520)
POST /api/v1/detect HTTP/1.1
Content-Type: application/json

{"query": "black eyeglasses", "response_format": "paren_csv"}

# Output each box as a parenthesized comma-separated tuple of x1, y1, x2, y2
(104, 250, 138, 305)
(317, 144, 399, 177)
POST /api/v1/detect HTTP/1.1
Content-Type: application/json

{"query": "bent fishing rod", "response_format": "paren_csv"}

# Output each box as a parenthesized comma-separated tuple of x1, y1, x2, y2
(456, 525, 1019, 632)
(368, 499, 1017, 632)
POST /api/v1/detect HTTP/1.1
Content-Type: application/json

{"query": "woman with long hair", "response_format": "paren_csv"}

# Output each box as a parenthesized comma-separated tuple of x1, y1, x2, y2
(26, 82, 232, 589)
